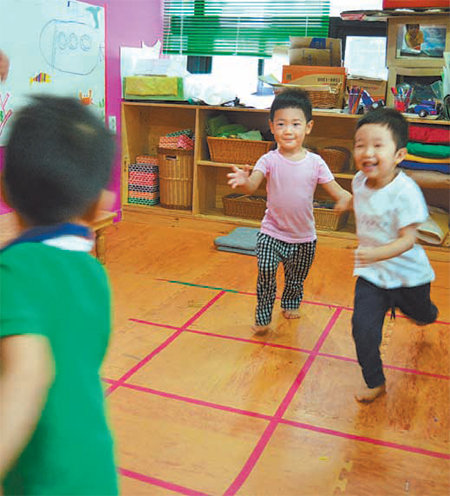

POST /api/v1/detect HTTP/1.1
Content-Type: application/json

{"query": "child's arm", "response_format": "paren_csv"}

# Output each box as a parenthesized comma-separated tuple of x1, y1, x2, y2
(227, 165, 265, 194)
(321, 180, 353, 212)
(355, 224, 418, 267)
(0, 334, 54, 479)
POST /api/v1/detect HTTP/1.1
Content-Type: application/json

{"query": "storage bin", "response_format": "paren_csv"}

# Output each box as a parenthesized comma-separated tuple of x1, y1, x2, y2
(207, 137, 274, 165)
(318, 146, 351, 173)
(128, 158, 160, 206)
(157, 148, 193, 209)
(314, 205, 349, 231)
(222, 194, 267, 220)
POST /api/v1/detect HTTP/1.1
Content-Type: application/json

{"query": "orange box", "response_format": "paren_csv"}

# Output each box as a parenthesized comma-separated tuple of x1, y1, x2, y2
(282, 65, 346, 86)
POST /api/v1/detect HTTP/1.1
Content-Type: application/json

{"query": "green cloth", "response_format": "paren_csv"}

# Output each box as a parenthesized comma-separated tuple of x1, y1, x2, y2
(1, 243, 118, 496)
(407, 142, 450, 159)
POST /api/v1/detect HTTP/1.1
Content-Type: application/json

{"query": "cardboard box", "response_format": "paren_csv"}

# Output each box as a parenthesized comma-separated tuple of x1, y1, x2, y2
(346, 76, 387, 102)
(289, 37, 342, 67)
(282, 65, 346, 88)
(288, 48, 332, 67)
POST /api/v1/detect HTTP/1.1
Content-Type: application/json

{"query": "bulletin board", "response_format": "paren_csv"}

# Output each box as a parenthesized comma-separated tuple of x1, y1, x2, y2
(0, 0, 105, 146)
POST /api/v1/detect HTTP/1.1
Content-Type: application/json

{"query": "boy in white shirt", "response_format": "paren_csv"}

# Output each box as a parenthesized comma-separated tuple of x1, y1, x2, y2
(227, 89, 351, 333)
(351, 108, 438, 403)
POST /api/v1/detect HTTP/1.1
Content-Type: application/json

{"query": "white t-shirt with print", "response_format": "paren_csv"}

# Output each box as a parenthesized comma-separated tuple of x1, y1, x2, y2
(352, 170, 434, 289)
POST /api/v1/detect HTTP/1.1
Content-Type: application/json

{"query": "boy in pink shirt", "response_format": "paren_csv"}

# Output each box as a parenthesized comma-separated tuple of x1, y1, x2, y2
(228, 89, 351, 333)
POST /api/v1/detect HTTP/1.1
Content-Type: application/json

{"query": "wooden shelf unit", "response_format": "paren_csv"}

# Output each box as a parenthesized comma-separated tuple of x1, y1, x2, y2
(121, 101, 449, 251)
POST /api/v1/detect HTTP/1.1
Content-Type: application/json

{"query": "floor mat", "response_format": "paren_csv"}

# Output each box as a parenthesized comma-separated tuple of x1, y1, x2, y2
(214, 227, 259, 256)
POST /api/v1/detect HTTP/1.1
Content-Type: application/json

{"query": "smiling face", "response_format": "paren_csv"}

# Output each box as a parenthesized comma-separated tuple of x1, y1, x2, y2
(353, 123, 407, 189)
(269, 107, 313, 159)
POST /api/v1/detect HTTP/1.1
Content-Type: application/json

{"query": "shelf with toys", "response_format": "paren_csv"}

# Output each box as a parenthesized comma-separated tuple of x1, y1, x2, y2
(121, 101, 449, 254)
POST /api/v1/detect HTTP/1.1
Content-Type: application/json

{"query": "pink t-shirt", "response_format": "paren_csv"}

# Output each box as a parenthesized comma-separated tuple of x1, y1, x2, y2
(254, 149, 334, 243)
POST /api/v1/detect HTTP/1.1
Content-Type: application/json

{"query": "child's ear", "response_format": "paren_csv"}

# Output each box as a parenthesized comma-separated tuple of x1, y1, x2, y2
(306, 119, 314, 135)
(395, 147, 407, 164)
(269, 119, 274, 134)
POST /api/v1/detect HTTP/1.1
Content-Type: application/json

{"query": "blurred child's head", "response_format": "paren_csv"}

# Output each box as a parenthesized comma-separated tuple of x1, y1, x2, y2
(269, 89, 314, 154)
(356, 107, 408, 150)
(3, 96, 115, 226)
(353, 108, 408, 188)
(270, 88, 312, 122)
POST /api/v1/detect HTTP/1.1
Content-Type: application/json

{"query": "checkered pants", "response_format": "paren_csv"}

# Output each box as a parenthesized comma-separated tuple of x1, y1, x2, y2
(255, 232, 316, 326)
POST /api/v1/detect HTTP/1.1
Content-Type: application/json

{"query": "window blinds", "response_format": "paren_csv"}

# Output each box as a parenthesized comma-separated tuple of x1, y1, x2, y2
(162, 0, 331, 58)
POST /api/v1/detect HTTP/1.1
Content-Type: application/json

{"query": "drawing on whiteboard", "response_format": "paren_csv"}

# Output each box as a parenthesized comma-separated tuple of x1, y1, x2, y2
(30, 72, 52, 85)
(79, 89, 93, 105)
(0, 93, 13, 137)
(86, 6, 101, 29)
(40, 20, 102, 75)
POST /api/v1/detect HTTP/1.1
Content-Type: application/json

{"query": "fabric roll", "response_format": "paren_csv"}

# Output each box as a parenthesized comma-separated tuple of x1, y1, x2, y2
(408, 124, 450, 145)
(407, 142, 450, 159)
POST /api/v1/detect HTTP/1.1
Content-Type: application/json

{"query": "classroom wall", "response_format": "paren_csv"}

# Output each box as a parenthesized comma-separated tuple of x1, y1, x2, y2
(0, 0, 163, 216)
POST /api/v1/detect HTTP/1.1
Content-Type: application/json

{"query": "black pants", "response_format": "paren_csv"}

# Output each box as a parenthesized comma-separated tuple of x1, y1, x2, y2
(352, 277, 438, 388)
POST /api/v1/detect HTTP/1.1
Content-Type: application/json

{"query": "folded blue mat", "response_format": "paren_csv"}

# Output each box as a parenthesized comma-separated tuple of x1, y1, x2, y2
(214, 227, 259, 256)
(399, 160, 449, 174)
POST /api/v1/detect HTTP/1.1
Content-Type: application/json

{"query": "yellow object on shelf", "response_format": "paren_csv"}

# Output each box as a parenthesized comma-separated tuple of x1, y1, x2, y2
(124, 76, 184, 100)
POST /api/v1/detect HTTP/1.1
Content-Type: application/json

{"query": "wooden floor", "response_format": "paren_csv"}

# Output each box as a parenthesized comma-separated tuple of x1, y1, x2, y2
(101, 214, 450, 496)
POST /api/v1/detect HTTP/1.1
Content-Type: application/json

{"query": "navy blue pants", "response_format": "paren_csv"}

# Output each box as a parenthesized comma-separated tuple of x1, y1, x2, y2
(352, 277, 438, 388)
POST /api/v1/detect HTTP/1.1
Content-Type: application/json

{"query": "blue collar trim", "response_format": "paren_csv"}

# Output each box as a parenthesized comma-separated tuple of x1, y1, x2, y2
(1, 223, 93, 252)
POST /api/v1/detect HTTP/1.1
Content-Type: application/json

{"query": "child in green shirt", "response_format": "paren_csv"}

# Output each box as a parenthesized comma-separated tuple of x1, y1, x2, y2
(0, 96, 118, 495)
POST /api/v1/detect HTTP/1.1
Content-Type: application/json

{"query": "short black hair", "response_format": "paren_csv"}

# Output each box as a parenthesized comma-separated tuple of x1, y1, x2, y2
(270, 88, 312, 122)
(4, 96, 115, 225)
(355, 107, 408, 150)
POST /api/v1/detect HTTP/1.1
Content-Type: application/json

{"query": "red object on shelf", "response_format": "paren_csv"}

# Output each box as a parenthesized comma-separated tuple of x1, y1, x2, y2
(383, 1, 449, 8)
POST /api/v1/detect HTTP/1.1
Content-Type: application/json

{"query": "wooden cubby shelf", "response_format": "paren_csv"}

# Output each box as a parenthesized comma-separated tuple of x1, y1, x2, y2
(121, 101, 449, 255)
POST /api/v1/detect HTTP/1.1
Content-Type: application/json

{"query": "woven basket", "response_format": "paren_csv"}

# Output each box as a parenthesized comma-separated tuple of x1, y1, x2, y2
(314, 207, 349, 231)
(307, 87, 341, 109)
(319, 146, 351, 173)
(222, 194, 267, 220)
(157, 147, 193, 210)
(208, 137, 274, 165)
(276, 84, 342, 109)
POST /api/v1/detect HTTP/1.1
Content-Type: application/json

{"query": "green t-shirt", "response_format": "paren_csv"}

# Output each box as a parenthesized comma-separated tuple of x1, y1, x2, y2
(0, 242, 118, 495)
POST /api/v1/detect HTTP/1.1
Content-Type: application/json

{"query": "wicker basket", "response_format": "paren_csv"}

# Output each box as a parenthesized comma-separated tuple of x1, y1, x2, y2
(207, 137, 274, 165)
(222, 194, 267, 220)
(157, 148, 193, 209)
(275, 84, 342, 109)
(307, 87, 342, 109)
(319, 146, 351, 173)
(314, 207, 349, 231)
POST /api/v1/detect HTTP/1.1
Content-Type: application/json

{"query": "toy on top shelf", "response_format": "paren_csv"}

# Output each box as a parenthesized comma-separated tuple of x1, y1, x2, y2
(412, 100, 440, 117)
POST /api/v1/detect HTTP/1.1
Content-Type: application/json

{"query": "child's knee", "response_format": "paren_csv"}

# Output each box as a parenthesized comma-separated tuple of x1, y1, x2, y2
(415, 303, 438, 326)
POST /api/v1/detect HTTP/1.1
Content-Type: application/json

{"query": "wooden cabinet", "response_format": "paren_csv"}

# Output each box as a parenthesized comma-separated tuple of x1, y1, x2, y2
(121, 101, 449, 251)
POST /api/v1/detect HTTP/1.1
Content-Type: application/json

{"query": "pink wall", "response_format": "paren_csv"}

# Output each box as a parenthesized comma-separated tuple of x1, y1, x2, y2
(0, 0, 163, 216)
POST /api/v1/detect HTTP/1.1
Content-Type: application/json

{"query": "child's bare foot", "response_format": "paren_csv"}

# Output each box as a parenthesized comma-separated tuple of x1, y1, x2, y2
(282, 309, 301, 319)
(355, 383, 386, 403)
(252, 324, 270, 335)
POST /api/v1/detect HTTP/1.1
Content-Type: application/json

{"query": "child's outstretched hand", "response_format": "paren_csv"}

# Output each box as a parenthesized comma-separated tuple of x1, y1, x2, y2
(333, 190, 352, 212)
(354, 247, 379, 267)
(227, 165, 251, 189)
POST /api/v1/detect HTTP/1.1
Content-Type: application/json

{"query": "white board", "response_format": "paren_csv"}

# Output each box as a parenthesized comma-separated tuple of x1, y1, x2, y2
(0, 0, 105, 145)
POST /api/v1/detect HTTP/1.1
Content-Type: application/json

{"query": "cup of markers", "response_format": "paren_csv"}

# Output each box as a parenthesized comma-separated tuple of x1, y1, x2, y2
(391, 84, 413, 113)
